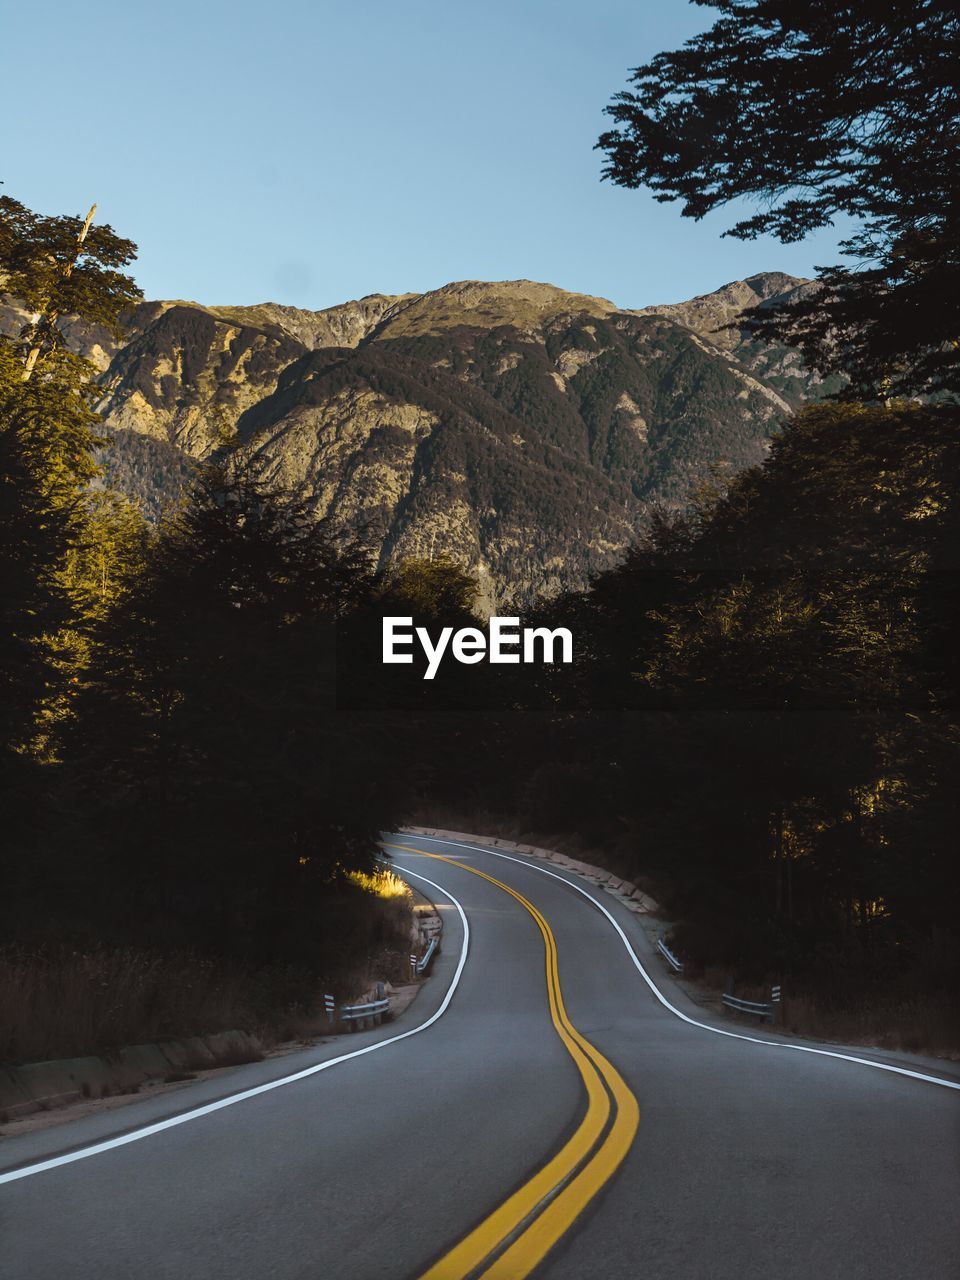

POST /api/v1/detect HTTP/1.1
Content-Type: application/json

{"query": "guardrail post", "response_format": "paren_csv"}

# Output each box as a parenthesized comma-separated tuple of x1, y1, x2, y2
(722, 976, 732, 1014)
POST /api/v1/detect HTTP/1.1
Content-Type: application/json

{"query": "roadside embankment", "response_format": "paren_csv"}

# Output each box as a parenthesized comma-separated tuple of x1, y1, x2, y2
(0, 1028, 263, 1124)
(1, 877, 444, 1133)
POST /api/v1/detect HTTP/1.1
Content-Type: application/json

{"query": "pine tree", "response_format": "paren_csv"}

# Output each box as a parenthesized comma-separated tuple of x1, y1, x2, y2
(0, 196, 146, 754)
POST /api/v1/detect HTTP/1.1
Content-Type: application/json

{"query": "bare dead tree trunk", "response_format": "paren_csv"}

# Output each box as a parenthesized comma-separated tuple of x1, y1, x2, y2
(21, 203, 96, 382)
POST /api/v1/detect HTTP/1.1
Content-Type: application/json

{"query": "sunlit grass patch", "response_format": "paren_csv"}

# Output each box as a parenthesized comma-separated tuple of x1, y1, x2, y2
(346, 869, 412, 901)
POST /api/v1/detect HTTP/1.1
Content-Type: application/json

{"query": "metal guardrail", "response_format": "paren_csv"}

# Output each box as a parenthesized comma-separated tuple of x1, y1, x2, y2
(657, 935, 684, 975)
(339, 997, 390, 1029)
(722, 993, 774, 1021)
(417, 936, 439, 974)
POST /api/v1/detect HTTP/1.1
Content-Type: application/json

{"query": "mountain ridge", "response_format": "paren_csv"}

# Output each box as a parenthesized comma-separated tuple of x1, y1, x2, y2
(182, 270, 811, 349)
(1, 273, 831, 610)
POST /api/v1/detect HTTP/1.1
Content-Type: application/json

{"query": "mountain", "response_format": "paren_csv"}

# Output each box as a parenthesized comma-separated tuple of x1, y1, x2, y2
(632, 271, 844, 406)
(2, 273, 831, 610)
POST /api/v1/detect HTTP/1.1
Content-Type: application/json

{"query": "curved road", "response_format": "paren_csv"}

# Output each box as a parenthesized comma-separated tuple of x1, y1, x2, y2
(1, 834, 958, 1278)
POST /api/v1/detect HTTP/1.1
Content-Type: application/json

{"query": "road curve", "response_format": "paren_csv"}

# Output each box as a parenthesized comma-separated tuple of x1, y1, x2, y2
(1, 835, 958, 1279)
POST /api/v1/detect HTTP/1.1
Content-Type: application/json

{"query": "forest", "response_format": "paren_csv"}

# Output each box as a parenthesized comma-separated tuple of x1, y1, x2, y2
(1, 1, 957, 1059)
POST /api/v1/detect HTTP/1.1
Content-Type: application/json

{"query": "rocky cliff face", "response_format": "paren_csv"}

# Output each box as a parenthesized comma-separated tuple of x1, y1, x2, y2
(2, 273, 829, 609)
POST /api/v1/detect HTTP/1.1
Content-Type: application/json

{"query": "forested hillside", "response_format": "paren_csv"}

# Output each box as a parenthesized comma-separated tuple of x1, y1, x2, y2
(2, 273, 829, 609)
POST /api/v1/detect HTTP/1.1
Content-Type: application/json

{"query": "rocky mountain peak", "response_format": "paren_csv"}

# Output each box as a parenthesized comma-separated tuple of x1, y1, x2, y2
(631, 271, 810, 350)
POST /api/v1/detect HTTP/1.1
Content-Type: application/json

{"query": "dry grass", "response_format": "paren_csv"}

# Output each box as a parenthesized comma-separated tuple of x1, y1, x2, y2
(1, 874, 418, 1066)
(0, 945, 393, 1065)
(781, 993, 960, 1055)
(0, 948, 271, 1065)
(675, 963, 960, 1055)
(346, 868, 413, 901)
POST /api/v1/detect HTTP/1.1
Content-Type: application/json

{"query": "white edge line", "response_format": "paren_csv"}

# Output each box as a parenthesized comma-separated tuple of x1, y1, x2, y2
(390, 837, 960, 1094)
(0, 865, 469, 1186)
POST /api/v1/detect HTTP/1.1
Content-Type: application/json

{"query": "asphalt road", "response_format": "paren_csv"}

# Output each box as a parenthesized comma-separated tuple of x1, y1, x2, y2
(2, 834, 958, 1279)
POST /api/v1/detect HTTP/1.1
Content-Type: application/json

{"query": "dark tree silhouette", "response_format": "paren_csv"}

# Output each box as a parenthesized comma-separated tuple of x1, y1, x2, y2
(597, 1, 960, 398)
(59, 462, 400, 965)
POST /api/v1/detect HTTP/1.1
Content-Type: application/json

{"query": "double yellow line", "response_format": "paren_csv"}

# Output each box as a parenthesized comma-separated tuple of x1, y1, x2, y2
(385, 845, 640, 1280)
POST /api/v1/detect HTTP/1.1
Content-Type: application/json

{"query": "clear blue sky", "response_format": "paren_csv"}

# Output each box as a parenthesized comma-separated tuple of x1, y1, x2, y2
(3, 1, 849, 311)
